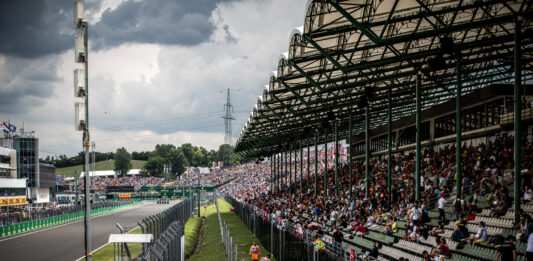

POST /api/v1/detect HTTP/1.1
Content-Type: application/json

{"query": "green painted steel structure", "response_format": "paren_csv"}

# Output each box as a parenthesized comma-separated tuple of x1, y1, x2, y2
(233, 0, 533, 216)
(0, 201, 142, 238)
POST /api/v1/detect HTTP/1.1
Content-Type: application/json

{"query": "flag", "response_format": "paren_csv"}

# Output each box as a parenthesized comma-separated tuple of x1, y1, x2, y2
(0, 122, 8, 132)
(7, 123, 16, 132)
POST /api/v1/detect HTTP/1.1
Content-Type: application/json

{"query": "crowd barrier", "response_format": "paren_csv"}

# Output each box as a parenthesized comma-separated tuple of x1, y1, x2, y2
(225, 196, 355, 261)
(0, 200, 142, 238)
(137, 197, 196, 261)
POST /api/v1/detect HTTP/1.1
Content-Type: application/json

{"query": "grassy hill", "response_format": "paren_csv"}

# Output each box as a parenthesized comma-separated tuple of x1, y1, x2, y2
(55, 160, 147, 177)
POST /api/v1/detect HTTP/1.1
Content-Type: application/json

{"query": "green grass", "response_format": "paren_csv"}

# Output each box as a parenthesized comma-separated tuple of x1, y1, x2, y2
(81, 227, 143, 261)
(56, 160, 146, 177)
(184, 209, 203, 256)
(188, 199, 275, 261)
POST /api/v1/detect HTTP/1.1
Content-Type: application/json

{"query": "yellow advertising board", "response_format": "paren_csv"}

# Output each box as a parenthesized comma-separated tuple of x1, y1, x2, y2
(0, 197, 27, 207)
(118, 193, 131, 198)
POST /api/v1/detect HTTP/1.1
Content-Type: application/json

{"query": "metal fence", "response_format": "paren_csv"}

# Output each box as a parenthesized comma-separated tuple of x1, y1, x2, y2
(0, 200, 135, 226)
(0, 200, 140, 238)
(216, 197, 252, 261)
(225, 196, 360, 261)
(137, 197, 196, 261)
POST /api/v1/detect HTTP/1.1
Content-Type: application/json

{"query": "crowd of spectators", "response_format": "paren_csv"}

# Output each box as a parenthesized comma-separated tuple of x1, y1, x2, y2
(168, 169, 239, 187)
(55, 167, 240, 195)
(57, 175, 165, 194)
(220, 135, 533, 260)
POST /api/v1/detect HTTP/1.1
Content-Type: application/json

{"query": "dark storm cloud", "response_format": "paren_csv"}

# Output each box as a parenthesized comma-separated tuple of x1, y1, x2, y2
(0, 0, 231, 58)
(0, 0, 75, 58)
(91, 0, 232, 49)
(0, 57, 61, 113)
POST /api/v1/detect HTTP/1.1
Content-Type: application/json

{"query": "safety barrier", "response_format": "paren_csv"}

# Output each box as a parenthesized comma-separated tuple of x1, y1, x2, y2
(0, 200, 143, 238)
(225, 196, 357, 261)
(136, 197, 196, 261)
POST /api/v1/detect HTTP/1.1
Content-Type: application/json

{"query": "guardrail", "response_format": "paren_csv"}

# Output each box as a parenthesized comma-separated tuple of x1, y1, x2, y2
(0, 200, 143, 238)
(136, 197, 196, 261)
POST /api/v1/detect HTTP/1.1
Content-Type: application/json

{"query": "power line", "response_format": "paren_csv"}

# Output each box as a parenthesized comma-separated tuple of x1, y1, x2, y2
(38, 111, 224, 139)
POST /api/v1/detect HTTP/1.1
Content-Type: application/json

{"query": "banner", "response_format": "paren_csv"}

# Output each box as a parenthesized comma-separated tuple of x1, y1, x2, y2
(118, 193, 131, 198)
(0, 197, 27, 207)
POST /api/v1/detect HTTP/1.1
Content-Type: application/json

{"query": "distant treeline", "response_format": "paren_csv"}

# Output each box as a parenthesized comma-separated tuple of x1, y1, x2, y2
(39, 143, 240, 171)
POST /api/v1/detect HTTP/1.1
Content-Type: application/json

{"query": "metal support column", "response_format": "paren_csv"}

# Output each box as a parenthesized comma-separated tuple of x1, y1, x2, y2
(349, 113, 353, 199)
(387, 88, 392, 203)
(335, 119, 339, 196)
(285, 151, 291, 191)
(278, 151, 283, 191)
(307, 139, 310, 190)
(324, 127, 328, 196)
(365, 107, 370, 199)
(416, 73, 422, 202)
(456, 55, 463, 199)
(289, 148, 292, 191)
(315, 130, 318, 196)
(300, 140, 303, 191)
(278, 152, 283, 192)
(271, 156, 273, 193)
(514, 17, 522, 224)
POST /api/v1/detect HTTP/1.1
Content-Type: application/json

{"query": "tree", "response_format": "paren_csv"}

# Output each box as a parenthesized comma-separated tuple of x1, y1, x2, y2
(180, 143, 194, 166)
(154, 144, 175, 160)
(169, 148, 188, 178)
(192, 150, 205, 166)
(114, 147, 132, 176)
(141, 156, 165, 177)
(217, 144, 234, 167)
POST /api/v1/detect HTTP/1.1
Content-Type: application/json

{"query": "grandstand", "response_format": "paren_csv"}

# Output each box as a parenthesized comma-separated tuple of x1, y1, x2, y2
(226, 0, 533, 260)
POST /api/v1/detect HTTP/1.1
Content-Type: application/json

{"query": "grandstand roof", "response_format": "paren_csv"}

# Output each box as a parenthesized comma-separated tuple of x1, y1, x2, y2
(235, 0, 533, 158)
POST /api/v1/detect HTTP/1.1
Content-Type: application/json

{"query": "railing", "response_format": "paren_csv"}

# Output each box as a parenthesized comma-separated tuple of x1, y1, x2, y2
(225, 196, 357, 261)
(137, 197, 196, 261)
(0, 200, 138, 226)
(0, 200, 141, 238)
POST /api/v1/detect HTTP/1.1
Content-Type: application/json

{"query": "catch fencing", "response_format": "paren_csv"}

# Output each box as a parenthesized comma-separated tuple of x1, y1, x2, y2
(0, 200, 141, 238)
(225, 196, 360, 261)
(0, 200, 136, 226)
(137, 197, 196, 261)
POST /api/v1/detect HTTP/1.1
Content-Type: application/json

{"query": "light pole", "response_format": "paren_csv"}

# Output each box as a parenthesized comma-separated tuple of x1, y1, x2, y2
(197, 167, 200, 217)
(92, 142, 95, 178)
(73, 1, 91, 259)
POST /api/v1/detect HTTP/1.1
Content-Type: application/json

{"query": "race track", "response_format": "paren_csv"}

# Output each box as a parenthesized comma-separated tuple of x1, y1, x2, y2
(0, 201, 177, 261)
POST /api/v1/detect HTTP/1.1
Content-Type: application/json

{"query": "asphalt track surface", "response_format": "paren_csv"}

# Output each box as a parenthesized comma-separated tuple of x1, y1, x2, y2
(0, 201, 177, 261)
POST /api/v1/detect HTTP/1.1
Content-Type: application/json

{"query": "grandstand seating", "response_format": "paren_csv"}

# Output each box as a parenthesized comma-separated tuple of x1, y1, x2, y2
(222, 134, 533, 261)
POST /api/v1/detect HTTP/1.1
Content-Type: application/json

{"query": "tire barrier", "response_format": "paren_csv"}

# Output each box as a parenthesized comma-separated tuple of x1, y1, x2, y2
(157, 199, 170, 204)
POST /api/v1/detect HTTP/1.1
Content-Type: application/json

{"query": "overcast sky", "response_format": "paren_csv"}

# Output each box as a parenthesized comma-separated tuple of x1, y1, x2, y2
(0, 0, 308, 157)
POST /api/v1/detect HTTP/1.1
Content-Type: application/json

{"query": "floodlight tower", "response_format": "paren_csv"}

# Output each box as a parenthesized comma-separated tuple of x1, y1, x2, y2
(73, 1, 91, 260)
(222, 89, 235, 168)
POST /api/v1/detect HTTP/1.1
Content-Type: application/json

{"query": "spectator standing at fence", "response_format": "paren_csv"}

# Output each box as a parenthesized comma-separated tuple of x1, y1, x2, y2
(333, 227, 343, 247)
(249, 242, 261, 261)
